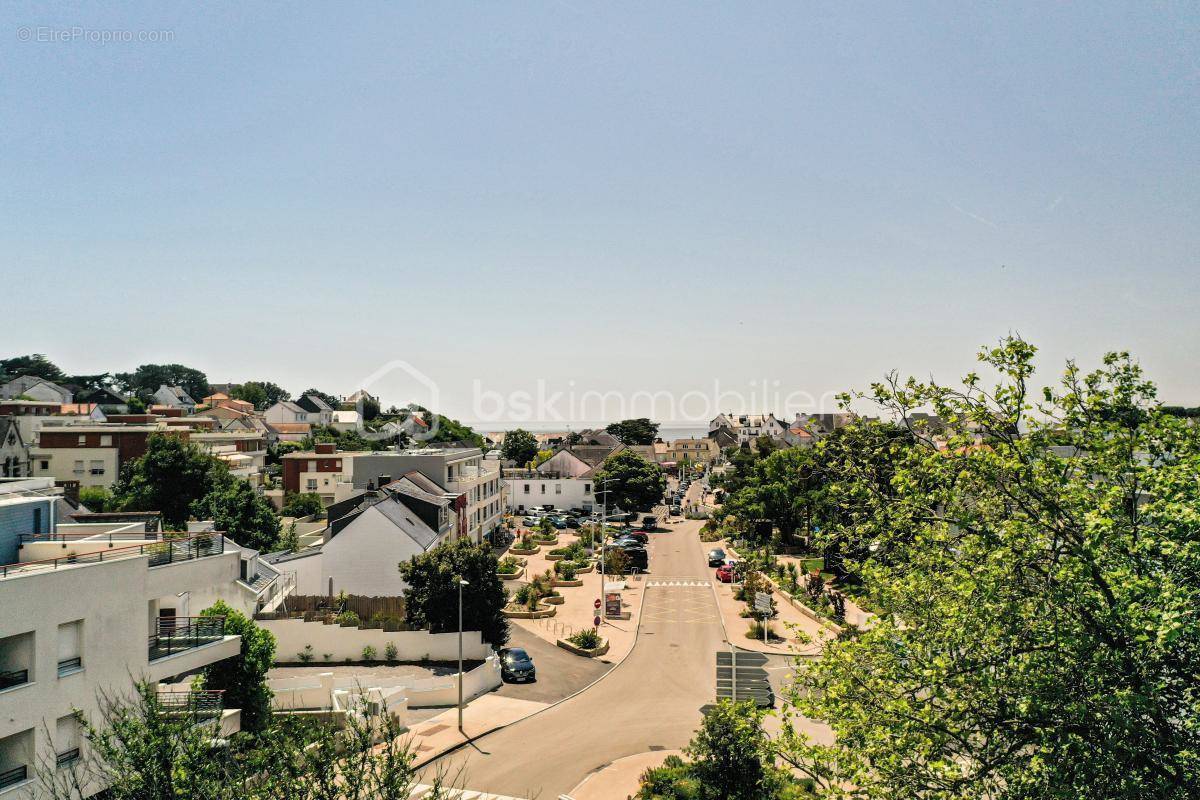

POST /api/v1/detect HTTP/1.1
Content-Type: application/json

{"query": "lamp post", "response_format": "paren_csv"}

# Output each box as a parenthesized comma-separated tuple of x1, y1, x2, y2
(597, 477, 615, 627)
(457, 577, 469, 731)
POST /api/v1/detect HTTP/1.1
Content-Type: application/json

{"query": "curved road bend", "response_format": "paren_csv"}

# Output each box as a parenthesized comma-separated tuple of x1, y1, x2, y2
(421, 518, 725, 798)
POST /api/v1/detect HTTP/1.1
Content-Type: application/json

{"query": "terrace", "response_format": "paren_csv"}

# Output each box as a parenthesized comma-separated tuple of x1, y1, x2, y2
(2, 533, 227, 579)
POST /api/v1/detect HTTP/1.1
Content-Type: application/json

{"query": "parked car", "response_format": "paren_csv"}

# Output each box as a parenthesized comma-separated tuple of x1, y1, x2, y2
(641, 515, 658, 531)
(565, 517, 581, 529)
(715, 563, 736, 583)
(499, 647, 536, 682)
(549, 516, 568, 529)
(608, 542, 648, 570)
(707, 548, 727, 567)
(669, 505, 681, 515)
(619, 531, 649, 544)
(522, 516, 539, 526)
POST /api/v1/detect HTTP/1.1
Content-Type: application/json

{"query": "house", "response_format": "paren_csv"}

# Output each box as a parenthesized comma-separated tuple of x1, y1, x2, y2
(74, 386, 130, 414)
(31, 425, 162, 489)
(0, 376, 72, 404)
(280, 442, 365, 504)
(202, 392, 255, 414)
(0, 400, 69, 448)
(264, 400, 310, 425)
(707, 412, 787, 445)
(0, 418, 30, 478)
(343, 389, 379, 406)
(664, 437, 719, 464)
(264, 421, 312, 443)
(0, 517, 247, 794)
(188, 431, 268, 485)
(152, 384, 197, 412)
(311, 475, 459, 596)
(504, 468, 596, 512)
(780, 424, 817, 448)
(57, 403, 107, 422)
(331, 410, 362, 432)
(295, 394, 335, 427)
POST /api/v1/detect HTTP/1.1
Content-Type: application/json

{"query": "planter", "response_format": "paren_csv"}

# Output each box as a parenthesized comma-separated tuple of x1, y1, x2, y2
(498, 566, 525, 582)
(509, 547, 539, 556)
(552, 578, 584, 588)
(542, 594, 565, 605)
(545, 553, 566, 562)
(503, 604, 556, 619)
(574, 562, 595, 573)
(556, 638, 610, 658)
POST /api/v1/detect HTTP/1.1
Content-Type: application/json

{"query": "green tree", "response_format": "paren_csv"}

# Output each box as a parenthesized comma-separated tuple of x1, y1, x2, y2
(723, 447, 826, 545)
(298, 387, 340, 408)
(398, 538, 509, 646)
(229, 381, 267, 409)
(0, 353, 66, 383)
(779, 338, 1200, 799)
(594, 449, 667, 512)
(282, 491, 325, 519)
(197, 600, 276, 733)
(113, 364, 210, 403)
(111, 434, 229, 528)
(78, 486, 111, 512)
(192, 479, 281, 552)
(606, 417, 660, 445)
(501, 428, 539, 465)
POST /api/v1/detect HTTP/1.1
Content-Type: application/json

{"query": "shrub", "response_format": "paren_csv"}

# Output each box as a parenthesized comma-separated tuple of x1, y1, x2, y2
(514, 584, 533, 605)
(498, 555, 521, 574)
(518, 534, 536, 550)
(384, 642, 398, 662)
(746, 620, 780, 641)
(568, 628, 603, 649)
(555, 562, 577, 581)
(335, 610, 361, 627)
(298, 644, 314, 663)
(322, 653, 332, 662)
(361, 645, 377, 662)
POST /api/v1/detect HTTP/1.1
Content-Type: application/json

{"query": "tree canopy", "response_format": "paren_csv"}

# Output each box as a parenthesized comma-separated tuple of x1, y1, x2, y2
(111, 434, 231, 529)
(298, 387, 340, 408)
(606, 418, 660, 446)
(593, 449, 667, 512)
(0, 353, 67, 383)
(501, 428, 539, 465)
(191, 479, 281, 552)
(398, 538, 509, 646)
(198, 600, 276, 733)
(113, 363, 210, 402)
(229, 380, 290, 410)
(779, 338, 1200, 799)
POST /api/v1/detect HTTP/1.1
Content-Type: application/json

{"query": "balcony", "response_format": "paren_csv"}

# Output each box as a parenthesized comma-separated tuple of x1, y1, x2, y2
(148, 616, 226, 662)
(156, 689, 225, 722)
(2, 533, 226, 579)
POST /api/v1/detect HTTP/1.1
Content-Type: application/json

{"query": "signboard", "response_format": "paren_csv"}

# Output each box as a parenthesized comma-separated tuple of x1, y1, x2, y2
(605, 592, 622, 617)
(594, 598, 602, 610)
(754, 592, 773, 615)
(716, 649, 774, 706)
(593, 615, 601, 627)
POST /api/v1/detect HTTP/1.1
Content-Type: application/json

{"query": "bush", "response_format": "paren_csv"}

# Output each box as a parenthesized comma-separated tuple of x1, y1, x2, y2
(498, 555, 521, 574)
(79, 485, 112, 512)
(568, 628, 603, 649)
(298, 644, 314, 663)
(517, 534, 536, 550)
(746, 620, 780, 641)
(361, 645, 377, 662)
(555, 562, 577, 581)
(384, 642, 398, 662)
(514, 584, 533, 605)
(335, 610, 361, 627)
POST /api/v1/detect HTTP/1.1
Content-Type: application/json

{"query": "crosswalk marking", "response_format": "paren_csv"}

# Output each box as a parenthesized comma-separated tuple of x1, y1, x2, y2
(646, 579, 711, 588)
(408, 785, 529, 799)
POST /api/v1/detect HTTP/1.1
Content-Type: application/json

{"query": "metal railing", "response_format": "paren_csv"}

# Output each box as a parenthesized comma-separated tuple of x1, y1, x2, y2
(148, 616, 226, 661)
(156, 689, 225, 721)
(57, 657, 82, 676)
(1, 533, 225, 579)
(0, 668, 29, 691)
(0, 765, 27, 790)
(20, 531, 158, 543)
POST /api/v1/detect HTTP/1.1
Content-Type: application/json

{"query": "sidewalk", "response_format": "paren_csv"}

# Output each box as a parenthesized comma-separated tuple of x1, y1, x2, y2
(704, 539, 829, 656)
(404, 695, 549, 767)
(566, 749, 684, 800)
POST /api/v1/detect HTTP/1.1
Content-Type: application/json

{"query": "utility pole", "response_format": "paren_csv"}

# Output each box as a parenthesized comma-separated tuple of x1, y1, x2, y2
(597, 477, 615, 627)
(457, 577, 468, 731)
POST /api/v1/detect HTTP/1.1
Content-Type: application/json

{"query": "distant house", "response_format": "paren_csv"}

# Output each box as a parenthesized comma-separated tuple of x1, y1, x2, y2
(707, 412, 786, 445)
(152, 384, 197, 412)
(264, 421, 312, 443)
(295, 394, 335, 427)
(344, 389, 378, 407)
(202, 392, 255, 414)
(331, 410, 362, 432)
(58, 403, 107, 422)
(264, 400, 310, 425)
(0, 376, 73, 404)
(75, 386, 130, 413)
(0, 417, 30, 477)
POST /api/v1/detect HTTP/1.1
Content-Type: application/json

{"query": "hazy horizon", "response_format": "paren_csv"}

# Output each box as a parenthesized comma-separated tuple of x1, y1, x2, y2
(3, 2, 1197, 421)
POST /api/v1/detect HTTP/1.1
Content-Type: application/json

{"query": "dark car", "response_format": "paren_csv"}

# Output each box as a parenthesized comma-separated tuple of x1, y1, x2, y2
(619, 531, 649, 544)
(499, 647, 536, 682)
(670, 505, 681, 515)
(640, 515, 658, 531)
(707, 548, 727, 567)
(608, 543, 648, 571)
(565, 517, 581, 529)
(549, 516, 568, 529)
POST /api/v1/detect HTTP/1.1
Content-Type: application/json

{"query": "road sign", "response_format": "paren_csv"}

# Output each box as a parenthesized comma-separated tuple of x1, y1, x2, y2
(605, 592, 622, 617)
(716, 650, 769, 667)
(593, 615, 601, 627)
(754, 592, 773, 614)
(716, 665, 770, 682)
(594, 598, 601, 610)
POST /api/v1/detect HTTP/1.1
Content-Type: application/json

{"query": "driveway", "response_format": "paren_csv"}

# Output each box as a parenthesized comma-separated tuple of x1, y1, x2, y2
(492, 623, 610, 705)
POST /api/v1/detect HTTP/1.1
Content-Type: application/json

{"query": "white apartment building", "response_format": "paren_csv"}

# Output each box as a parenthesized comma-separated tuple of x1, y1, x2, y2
(0, 525, 247, 797)
(504, 470, 596, 512)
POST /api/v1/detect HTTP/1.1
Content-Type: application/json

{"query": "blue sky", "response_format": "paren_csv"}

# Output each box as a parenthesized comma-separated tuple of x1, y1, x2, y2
(2, 3, 1197, 423)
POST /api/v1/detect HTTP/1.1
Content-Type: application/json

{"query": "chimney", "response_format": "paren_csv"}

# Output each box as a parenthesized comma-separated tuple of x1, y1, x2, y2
(315, 442, 335, 455)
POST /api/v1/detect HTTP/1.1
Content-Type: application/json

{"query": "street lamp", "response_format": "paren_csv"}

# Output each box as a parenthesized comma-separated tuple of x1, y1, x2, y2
(596, 477, 616, 627)
(457, 577, 469, 731)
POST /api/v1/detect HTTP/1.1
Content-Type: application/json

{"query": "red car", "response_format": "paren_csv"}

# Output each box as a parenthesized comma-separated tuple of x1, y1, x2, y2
(715, 563, 735, 583)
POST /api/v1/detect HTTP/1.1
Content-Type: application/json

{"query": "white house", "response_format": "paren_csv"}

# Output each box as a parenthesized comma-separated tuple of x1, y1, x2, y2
(504, 469, 596, 512)
(708, 412, 787, 445)
(151, 384, 197, 412)
(331, 410, 362, 433)
(264, 400, 310, 425)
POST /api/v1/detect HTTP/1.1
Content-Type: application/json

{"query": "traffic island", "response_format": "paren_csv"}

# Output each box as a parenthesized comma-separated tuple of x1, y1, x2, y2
(556, 636, 610, 658)
(502, 604, 556, 619)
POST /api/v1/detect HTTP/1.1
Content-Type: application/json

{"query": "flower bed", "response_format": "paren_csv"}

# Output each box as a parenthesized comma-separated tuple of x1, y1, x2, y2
(557, 629, 609, 657)
(508, 546, 539, 556)
(499, 566, 526, 582)
(503, 603, 556, 619)
(552, 577, 584, 588)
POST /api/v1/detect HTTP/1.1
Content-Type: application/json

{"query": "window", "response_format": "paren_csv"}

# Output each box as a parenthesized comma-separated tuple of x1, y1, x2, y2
(89, 460, 104, 475)
(77, 435, 86, 445)
(54, 715, 80, 768)
(100, 435, 112, 446)
(57, 621, 83, 677)
(555, 484, 562, 494)
(72, 460, 84, 474)
(0, 729, 33, 790)
(306, 479, 318, 490)
(540, 485, 546, 494)
(32, 508, 42, 535)
(523, 484, 530, 494)
(39, 460, 49, 470)
(584, 483, 592, 494)
(307, 460, 316, 471)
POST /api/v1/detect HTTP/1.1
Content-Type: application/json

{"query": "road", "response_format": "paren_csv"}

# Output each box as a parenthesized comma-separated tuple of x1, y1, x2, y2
(493, 623, 611, 705)
(420, 518, 725, 798)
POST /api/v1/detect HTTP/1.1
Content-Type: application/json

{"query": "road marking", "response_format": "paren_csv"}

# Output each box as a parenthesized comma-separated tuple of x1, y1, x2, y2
(646, 579, 711, 588)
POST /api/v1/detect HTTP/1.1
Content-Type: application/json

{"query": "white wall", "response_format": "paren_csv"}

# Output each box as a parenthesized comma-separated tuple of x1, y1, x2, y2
(506, 477, 594, 512)
(258, 618, 491, 663)
(268, 657, 501, 712)
(320, 506, 426, 597)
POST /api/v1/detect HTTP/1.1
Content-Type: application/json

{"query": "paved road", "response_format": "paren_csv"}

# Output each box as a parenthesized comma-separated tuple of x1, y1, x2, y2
(420, 519, 725, 798)
(493, 623, 611, 705)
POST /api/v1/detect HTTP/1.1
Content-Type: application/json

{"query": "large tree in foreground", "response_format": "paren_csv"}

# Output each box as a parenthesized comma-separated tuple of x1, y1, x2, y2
(111, 434, 230, 529)
(399, 538, 509, 646)
(593, 449, 667, 512)
(779, 338, 1200, 799)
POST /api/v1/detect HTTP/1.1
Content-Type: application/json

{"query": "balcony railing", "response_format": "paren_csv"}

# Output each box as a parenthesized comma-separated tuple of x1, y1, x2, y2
(148, 616, 226, 662)
(156, 690, 225, 721)
(1, 533, 225, 579)
(20, 531, 158, 543)
(0, 668, 29, 691)
(0, 765, 27, 790)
